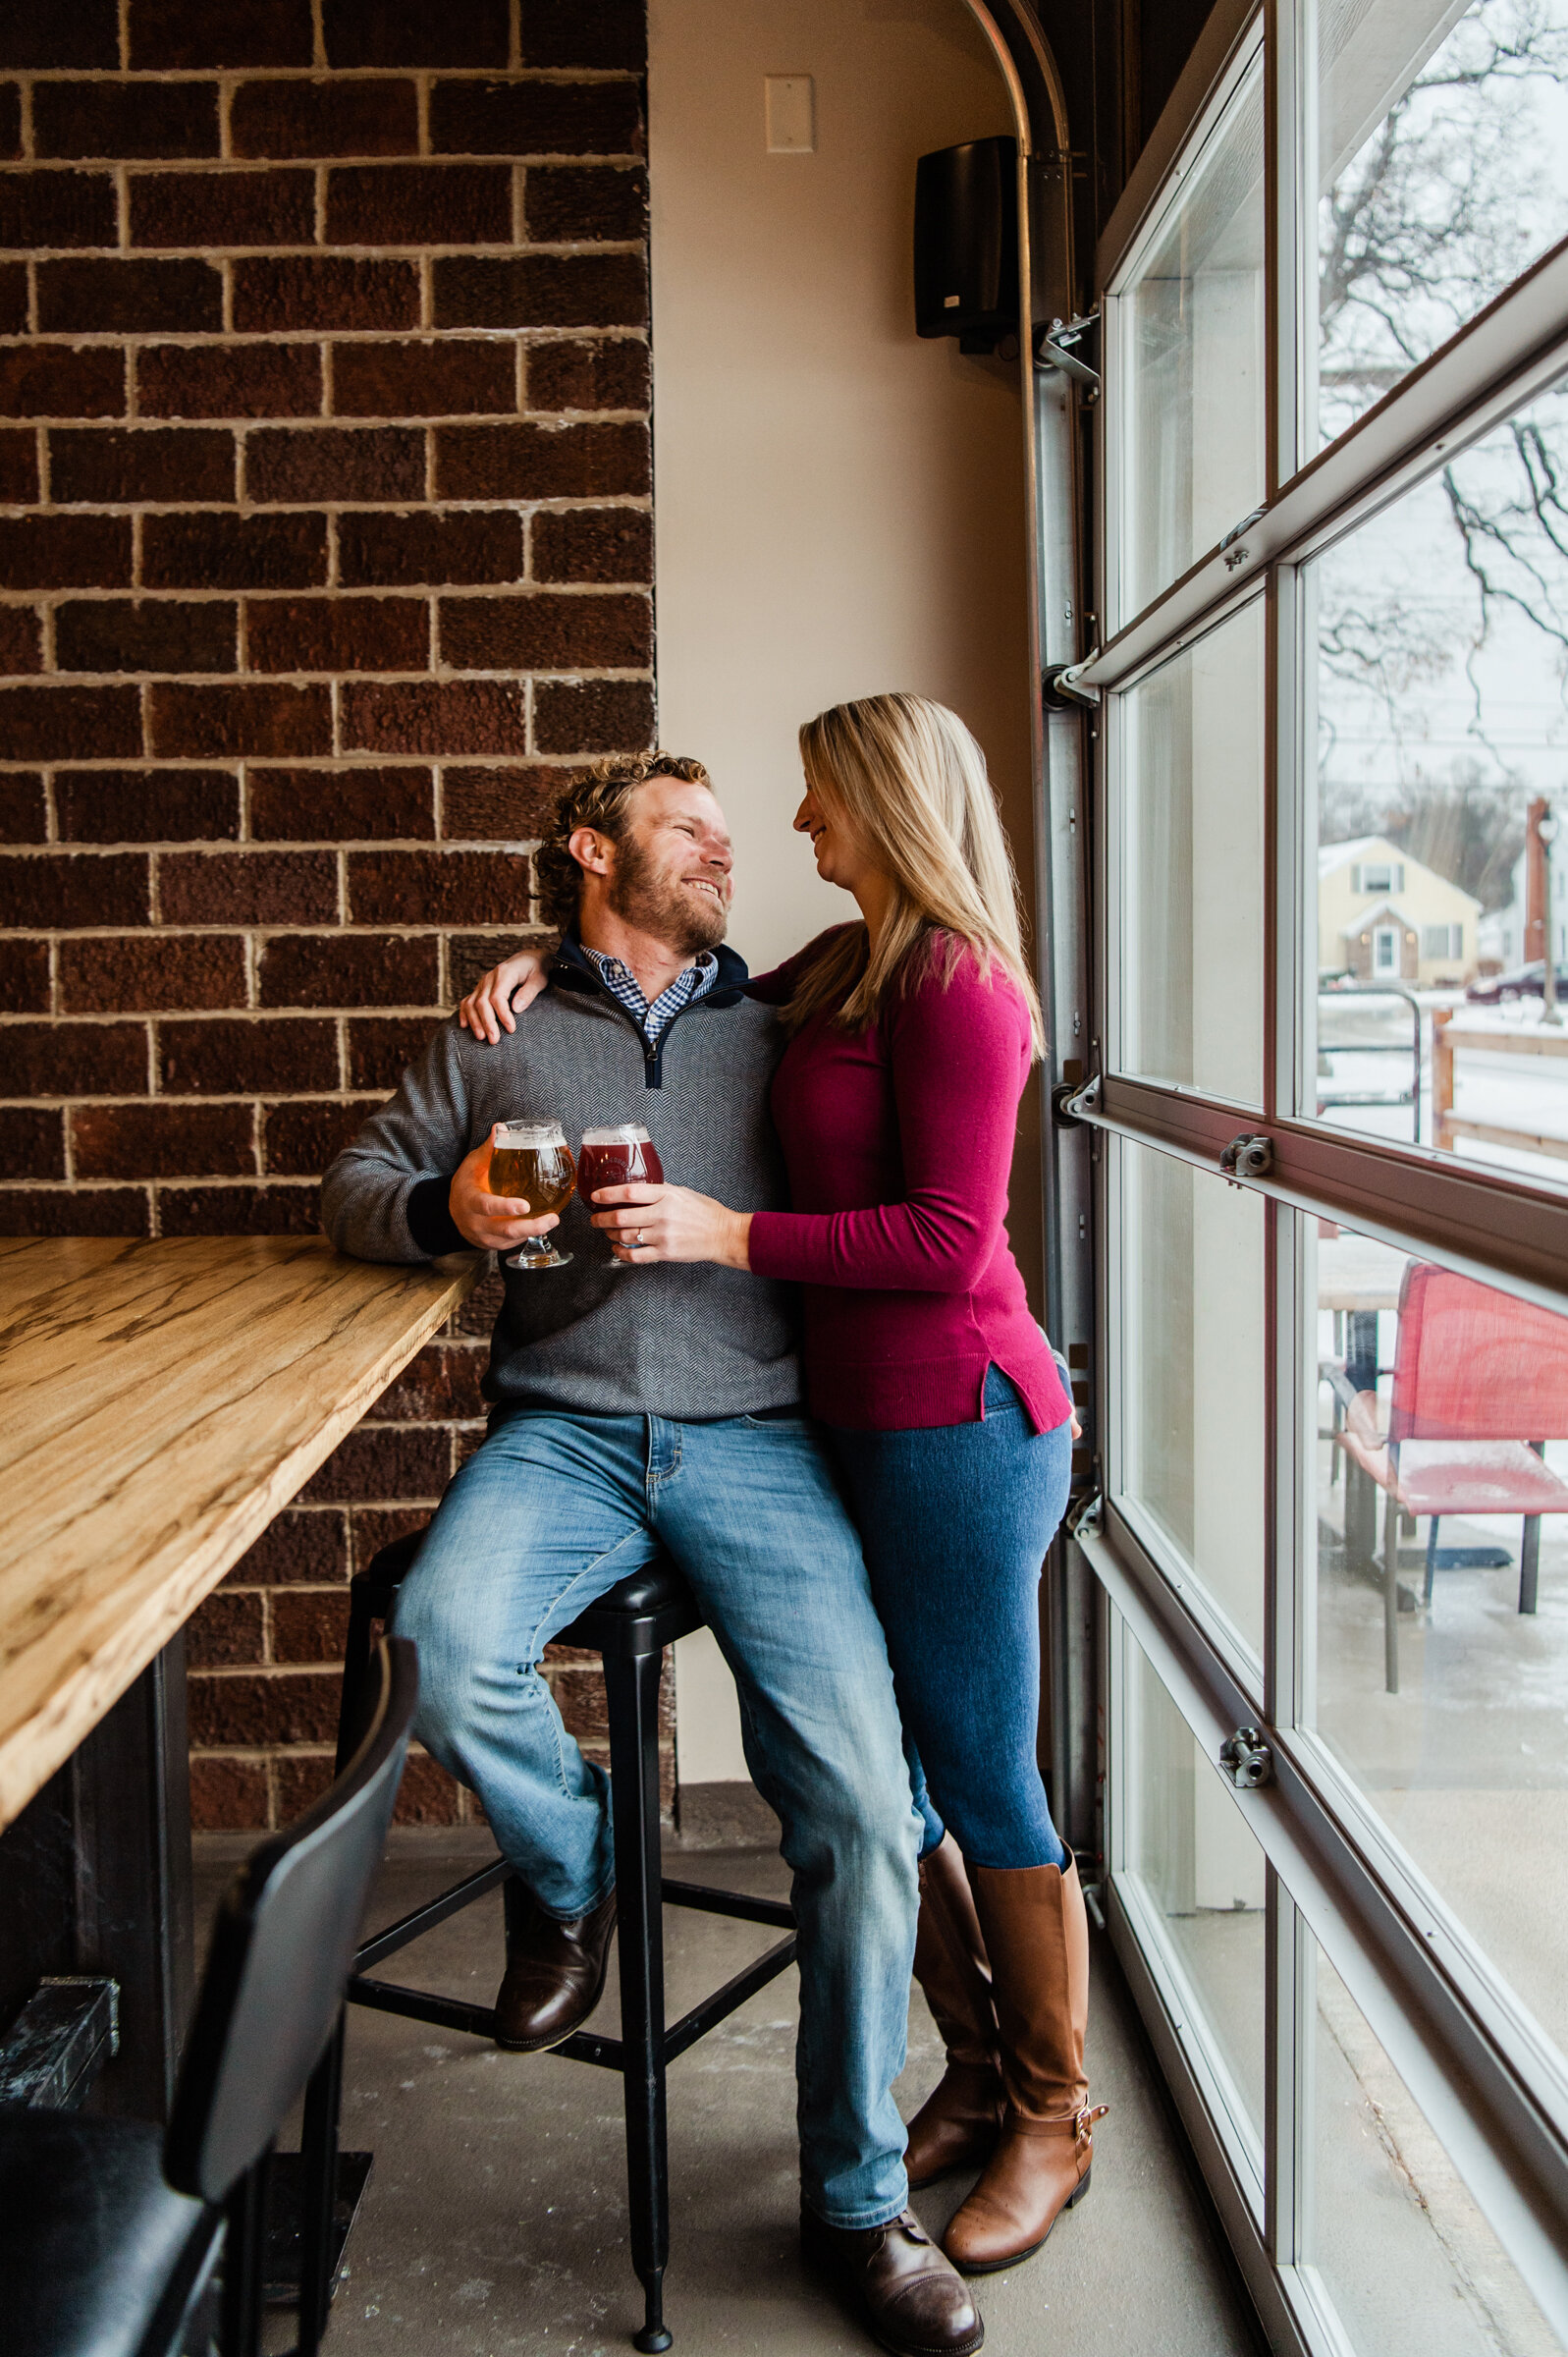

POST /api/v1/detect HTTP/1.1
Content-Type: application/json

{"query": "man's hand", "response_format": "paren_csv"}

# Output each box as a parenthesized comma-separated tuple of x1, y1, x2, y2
(588, 1180, 752, 1269)
(449, 1124, 564, 1251)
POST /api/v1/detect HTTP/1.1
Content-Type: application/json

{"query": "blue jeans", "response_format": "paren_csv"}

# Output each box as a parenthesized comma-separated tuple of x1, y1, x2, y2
(829, 1370, 1074, 1872)
(392, 1405, 921, 2229)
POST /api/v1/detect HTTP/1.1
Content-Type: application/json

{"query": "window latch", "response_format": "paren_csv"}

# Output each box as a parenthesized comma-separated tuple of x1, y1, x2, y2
(1219, 1131, 1272, 1183)
(1219, 1727, 1273, 1788)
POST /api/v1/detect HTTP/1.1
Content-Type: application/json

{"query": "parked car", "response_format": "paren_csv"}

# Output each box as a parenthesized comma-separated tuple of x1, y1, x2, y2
(1466, 959, 1568, 1004)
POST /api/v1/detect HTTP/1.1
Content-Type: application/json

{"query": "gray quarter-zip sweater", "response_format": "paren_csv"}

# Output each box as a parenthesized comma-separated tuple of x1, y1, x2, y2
(320, 936, 802, 1420)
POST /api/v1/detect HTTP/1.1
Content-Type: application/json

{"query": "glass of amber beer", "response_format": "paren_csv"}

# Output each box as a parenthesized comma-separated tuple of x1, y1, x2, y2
(577, 1125, 664, 1268)
(490, 1120, 576, 1271)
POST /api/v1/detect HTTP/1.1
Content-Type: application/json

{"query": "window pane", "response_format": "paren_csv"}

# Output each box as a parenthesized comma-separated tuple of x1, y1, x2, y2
(1122, 597, 1266, 1106)
(1122, 1628, 1267, 2156)
(1119, 1138, 1268, 1662)
(1121, 55, 1265, 618)
(1304, 1933, 1562, 2353)
(1307, 374, 1568, 1195)
(1305, 1212, 1568, 2074)
(1308, 0, 1568, 452)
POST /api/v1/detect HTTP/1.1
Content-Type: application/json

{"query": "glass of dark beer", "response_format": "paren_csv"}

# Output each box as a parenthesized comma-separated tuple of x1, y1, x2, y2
(490, 1120, 576, 1271)
(578, 1124, 664, 1267)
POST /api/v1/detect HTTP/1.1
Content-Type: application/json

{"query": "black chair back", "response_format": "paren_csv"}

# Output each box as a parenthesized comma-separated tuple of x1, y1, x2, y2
(164, 1637, 417, 2205)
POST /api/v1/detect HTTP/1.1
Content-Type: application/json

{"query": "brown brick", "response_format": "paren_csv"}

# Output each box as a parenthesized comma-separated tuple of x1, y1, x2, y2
(0, 606, 41, 672)
(0, 170, 117, 250)
(338, 508, 521, 588)
(447, 926, 546, 999)
(130, 167, 315, 248)
(188, 1592, 265, 1669)
(233, 255, 419, 334)
(159, 1180, 320, 1233)
(0, 425, 37, 501)
(525, 164, 646, 245)
(271, 1587, 351, 1663)
(435, 418, 648, 500)
(188, 1670, 339, 1747)
(324, 0, 510, 69)
(0, 937, 49, 1011)
(303, 1422, 449, 1501)
(161, 848, 337, 924)
(0, 261, 23, 332)
(332, 338, 514, 419)
(520, 0, 644, 70)
(51, 426, 234, 506)
(347, 1012, 442, 1088)
(56, 599, 237, 675)
(149, 681, 331, 758)
(246, 593, 428, 673)
(531, 503, 651, 582)
(144, 511, 327, 589)
(442, 764, 560, 839)
(0, 683, 139, 756)
(0, 1184, 151, 1236)
(389, 1750, 463, 1825)
(130, 0, 314, 70)
(0, 88, 15, 160)
(369, 1338, 486, 1421)
(0, 514, 132, 588)
(249, 764, 434, 840)
(227, 1507, 347, 1585)
(59, 932, 248, 1012)
(0, 1108, 64, 1179)
(55, 768, 239, 843)
(553, 1665, 609, 1741)
(441, 589, 648, 672)
(452, 1259, 503, 1334)
(0, 771, 43, 840)
(37, 257, 223, 334)
(429, 79, 642, 158)
(259, 930, 438, 1007)
(527, 338, 648, 416)
(0, 6, 118, 69)
(348, 843, 528, 922)
(231, 78, 419, 159)
(535, 678, 653, 754)
(138, 343, 322, 420)
(0, 850, 147, 928)
(263, 1097, 376, 1174)
(33, 81, 221, 160)
(159, 1015, 337, 1093)
(189, 1754, 269, 1830)
(244, 425, 423, 503)
(349, 1505, 428, 1569)
(0, 345, 125, 419)
(73, 1100, 255, 1179)
(342, 679, 527, 756)
(271, 1751, 333, 1820)
(3, 1022, 149, 1095)
(436, 253, 647, 332)
(326, 163, 512, 247)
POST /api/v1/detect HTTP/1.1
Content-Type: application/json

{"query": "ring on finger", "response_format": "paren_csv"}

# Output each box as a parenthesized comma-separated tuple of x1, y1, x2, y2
(633, 1228, 645, 1248)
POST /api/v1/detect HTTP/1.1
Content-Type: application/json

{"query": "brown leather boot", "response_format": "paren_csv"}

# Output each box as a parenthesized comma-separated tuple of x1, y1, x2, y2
(941, 1858, 1107, 2275)
(801, 2203, 984, 2356)
(494, 1886, 617, 2053)
(904, 1837, 1005, 2188)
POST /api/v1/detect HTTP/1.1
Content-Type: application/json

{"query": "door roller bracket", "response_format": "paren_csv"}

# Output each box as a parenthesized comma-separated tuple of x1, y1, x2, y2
(1219, 1727, 1273, 1789)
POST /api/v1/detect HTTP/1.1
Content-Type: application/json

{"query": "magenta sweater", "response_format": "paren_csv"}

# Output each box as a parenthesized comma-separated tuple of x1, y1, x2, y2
(746, 936, 1073, 1434)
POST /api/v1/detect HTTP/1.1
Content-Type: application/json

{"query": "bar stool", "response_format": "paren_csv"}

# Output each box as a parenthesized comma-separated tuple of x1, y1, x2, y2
(301, 1529, 797, 2355)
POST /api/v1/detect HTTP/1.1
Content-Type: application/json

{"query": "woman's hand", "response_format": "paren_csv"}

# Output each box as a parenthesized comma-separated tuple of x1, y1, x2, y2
(588, 1181, 752, 1269)
(459, 949, 548, 1043)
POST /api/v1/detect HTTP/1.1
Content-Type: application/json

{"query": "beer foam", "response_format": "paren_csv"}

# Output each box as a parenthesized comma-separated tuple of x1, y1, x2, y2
(582, 1124, 650, 1145)
(494, 1120, 566, 1146)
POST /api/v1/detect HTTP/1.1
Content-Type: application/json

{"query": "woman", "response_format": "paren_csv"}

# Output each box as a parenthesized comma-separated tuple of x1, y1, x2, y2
(460, 693, 1102, 2275)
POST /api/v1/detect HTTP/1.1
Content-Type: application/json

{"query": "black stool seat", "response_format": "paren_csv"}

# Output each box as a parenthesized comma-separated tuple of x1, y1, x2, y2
(0, 2110, 215, 2357)
(347, 1535, 701, 1657)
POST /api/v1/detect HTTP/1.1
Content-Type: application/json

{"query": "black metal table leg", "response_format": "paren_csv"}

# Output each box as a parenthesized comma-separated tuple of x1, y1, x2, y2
(604, 1644, 673, 2354)
(296, 2013, 346, 2355)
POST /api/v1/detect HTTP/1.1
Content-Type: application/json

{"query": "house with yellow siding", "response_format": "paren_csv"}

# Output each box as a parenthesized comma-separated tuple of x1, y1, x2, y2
(1319, 836, 1482, 984)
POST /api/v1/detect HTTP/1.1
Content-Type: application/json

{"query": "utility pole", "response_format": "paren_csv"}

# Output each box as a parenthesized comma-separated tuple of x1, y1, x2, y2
(1541, 802, 1561, 1025)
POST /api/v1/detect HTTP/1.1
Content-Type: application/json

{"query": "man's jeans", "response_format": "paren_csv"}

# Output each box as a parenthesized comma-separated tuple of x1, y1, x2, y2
(392, 1404, 921, 2230)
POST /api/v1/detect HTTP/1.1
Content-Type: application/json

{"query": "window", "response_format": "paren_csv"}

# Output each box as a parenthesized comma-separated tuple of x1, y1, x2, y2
(1351, 861, 1402, 894)
(1422, 923, 1463, 958)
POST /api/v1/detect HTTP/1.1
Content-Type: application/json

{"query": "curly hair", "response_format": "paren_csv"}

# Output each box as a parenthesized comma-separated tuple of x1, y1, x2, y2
(533, 752, 712, 931)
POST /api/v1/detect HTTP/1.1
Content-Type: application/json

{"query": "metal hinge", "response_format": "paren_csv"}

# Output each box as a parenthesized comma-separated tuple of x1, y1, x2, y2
(1033, 312, 1101, 393)
(1043, 653, 1102, 710)
(1054, 1069, 1102, 1126)
(1219, 1727, 1273, 1788)
(1218, 1131, 1273, 1182)
(1065, 1487, 1104, 1541)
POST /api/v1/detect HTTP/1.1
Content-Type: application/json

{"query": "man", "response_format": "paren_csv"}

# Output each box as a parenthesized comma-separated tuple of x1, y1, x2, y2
(321, 753, 981, 2357)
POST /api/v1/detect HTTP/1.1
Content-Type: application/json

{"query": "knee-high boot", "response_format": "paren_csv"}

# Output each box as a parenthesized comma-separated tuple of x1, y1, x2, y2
(903, 1836, 1005, 2188)
(941, 1856, 1108, 2274)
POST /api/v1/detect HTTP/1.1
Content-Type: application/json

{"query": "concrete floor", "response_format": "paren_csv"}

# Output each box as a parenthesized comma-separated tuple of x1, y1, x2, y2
(193, 1829, 1263, 2357)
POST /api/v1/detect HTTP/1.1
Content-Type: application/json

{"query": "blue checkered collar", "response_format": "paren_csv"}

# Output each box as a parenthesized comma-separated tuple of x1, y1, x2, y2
(578, 941, 719, 1043)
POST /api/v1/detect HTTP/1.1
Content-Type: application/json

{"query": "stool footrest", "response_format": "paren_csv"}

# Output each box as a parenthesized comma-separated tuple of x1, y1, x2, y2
(661, 1879, 794, 1932)
(352, 1859, 512, 1975)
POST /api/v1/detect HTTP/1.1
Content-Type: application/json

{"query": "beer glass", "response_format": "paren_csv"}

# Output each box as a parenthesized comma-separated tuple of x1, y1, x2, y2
(490, 1120, 576, 1271)
(578, 1125, 664, 1268)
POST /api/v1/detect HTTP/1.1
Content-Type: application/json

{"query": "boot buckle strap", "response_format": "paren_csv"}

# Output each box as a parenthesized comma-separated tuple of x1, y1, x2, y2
(1073, 2103, 1108, 2148)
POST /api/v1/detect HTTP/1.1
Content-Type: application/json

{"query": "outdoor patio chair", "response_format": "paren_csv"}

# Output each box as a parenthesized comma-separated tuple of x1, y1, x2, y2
(1326, 1262, 1568, 1694)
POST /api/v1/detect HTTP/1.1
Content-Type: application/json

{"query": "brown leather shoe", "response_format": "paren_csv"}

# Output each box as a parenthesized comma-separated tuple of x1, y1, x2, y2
(493, 1886, 617, 2054)
(941, 1858, 1107, 2275)
(802, 2203, 983, 2356)
(905, 1837, 1004, 2189)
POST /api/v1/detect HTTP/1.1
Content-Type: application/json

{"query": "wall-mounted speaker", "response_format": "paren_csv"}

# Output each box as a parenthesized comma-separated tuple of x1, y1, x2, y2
(913, 135, 1018, 354)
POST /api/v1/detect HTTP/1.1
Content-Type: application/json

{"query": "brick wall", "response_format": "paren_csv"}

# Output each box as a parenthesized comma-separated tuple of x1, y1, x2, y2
(0, 0, 664, 1828)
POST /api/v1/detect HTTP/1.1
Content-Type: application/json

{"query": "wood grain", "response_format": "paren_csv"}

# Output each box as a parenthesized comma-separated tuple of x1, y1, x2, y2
(0, 1234, 478, 1831)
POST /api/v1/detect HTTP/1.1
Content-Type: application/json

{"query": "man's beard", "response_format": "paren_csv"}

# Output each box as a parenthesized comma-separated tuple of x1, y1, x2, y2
(608, 829, 729, 955)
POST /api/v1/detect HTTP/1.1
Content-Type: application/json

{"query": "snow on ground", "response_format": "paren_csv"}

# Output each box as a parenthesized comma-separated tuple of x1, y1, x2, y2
(1315, 990, 1568, 1185)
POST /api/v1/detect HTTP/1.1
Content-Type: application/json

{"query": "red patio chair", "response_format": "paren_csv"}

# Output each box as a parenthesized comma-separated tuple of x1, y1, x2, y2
(1328, 1262, 1568, 1693)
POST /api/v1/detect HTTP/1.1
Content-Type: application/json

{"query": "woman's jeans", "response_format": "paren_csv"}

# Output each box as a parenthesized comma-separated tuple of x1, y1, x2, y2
(829, 1368, 1074, 1872)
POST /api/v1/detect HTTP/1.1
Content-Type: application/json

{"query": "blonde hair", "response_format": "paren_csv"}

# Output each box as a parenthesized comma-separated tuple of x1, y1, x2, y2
(785, 692, 1045, 1055)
